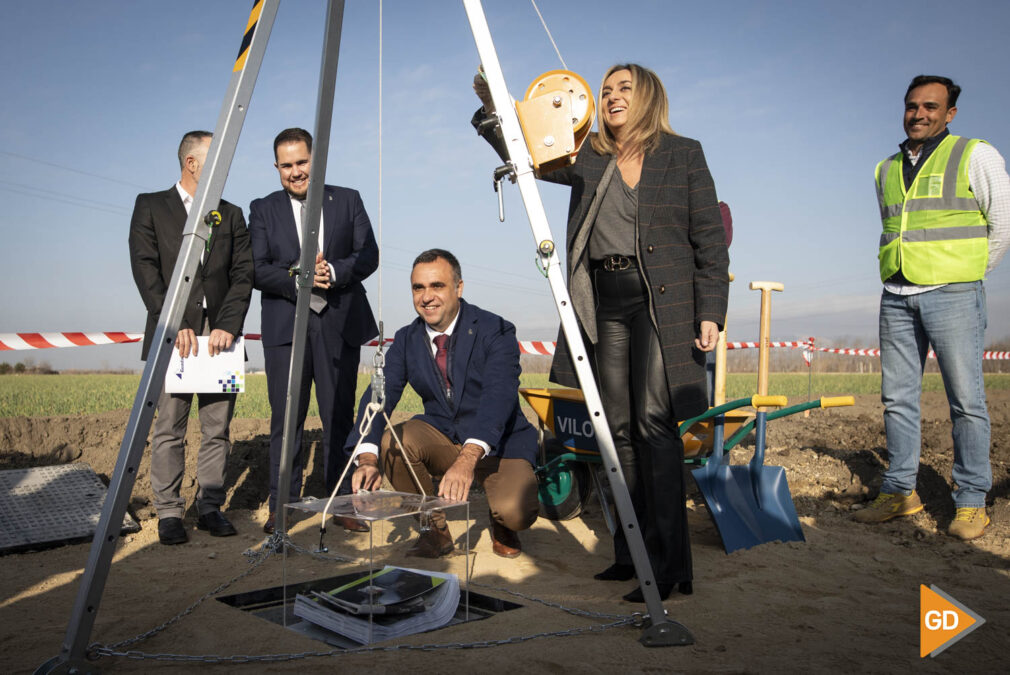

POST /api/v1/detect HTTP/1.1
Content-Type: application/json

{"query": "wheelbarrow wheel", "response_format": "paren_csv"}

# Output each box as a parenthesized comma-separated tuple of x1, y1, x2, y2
(537, 458, 591, 521)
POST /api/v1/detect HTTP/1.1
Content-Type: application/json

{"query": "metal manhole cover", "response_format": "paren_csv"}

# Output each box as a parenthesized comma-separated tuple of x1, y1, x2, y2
(0, 463, 139, 554)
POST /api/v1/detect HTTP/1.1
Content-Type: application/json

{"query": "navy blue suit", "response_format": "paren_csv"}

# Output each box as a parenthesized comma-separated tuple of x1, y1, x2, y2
(250, 185, 378, 510)
(346, 299, 537, 465)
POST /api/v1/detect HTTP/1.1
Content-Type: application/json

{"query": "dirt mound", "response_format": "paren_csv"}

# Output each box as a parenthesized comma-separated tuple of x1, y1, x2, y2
(2, 393, 1008, 672)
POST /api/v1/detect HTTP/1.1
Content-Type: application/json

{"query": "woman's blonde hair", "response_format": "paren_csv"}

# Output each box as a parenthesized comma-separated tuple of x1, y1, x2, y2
(590, 63, 675, 156)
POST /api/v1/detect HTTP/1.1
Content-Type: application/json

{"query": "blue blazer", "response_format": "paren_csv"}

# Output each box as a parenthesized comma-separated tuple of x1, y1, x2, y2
(249, 185, 378, 348)
(346, 299, 537, 465)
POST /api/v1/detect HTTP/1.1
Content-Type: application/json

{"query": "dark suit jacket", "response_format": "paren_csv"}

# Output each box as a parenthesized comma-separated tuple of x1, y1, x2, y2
(345, 299, 537, 465)
(248, 186, 379, 348)
(474, 111, 729, 419)
(128, 186, 254, 360)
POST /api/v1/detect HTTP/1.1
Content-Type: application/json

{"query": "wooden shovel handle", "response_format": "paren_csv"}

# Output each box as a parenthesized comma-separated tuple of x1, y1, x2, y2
(749, 281, 784, 293)
(750, 281, 784, 397)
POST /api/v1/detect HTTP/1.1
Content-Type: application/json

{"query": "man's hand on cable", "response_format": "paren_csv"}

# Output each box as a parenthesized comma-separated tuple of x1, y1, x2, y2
(207, 329, 235, 357)
(473, 69, 495, 113)
(313, 251, 332, 289)
(694, 320, 719, 352)
(438, 443, 483, 502)
(351, 454, 382, 491)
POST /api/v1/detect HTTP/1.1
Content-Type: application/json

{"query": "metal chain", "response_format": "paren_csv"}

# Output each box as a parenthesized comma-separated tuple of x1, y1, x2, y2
(101, 544, 276, 652)
(92, 617, 635, 664)
(90, 535, 644, 665)
(469, 580, 634, 622)
(275, 532, 357, 563)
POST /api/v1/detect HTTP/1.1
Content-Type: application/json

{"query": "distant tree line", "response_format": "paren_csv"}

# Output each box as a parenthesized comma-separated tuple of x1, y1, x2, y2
(0, 358, 57, 375)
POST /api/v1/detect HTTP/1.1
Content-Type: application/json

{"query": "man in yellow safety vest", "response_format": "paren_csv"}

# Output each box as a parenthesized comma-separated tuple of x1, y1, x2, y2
(853, 75, 1010, 539)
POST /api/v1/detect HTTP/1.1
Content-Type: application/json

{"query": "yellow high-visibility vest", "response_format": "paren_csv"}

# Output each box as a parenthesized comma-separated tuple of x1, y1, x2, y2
(876, 134, 988, 284)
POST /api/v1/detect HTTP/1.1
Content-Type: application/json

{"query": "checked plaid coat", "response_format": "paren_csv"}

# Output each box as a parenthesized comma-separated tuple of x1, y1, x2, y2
(475, 112, 729, 420)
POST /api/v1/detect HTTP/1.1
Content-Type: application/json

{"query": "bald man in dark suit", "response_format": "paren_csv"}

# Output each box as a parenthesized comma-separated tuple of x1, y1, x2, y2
(129, 130, 254, 545)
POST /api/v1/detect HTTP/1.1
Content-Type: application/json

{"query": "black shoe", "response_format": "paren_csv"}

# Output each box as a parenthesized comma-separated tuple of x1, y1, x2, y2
(197, 510, 237, 537)
(263, 512, 276, 535)
(622, 581, 692, 603)
(594, 563, 636, 581)
(158, 517, 188, 545)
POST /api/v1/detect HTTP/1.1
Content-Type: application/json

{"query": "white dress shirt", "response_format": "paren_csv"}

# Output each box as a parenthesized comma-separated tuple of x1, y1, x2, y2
(175, 182, 206, 306)
(351, 309, 491, 464)
(289, 195, 336, 285)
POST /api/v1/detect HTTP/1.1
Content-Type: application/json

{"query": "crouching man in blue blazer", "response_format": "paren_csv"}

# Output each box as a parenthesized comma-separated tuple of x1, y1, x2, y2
(348, 249, 539, 558)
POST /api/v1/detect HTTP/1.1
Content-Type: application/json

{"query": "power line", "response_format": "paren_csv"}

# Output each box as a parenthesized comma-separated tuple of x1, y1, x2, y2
(381, 242, 554, 287)
(379, 260, 551, 297)
(0, 185, 129, 216)
(0, 180, 131, 214)
(0, 151, 152, 190)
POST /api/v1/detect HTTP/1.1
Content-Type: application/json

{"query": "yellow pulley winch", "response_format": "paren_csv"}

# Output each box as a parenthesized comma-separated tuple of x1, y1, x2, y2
(515, 69, 595, 175)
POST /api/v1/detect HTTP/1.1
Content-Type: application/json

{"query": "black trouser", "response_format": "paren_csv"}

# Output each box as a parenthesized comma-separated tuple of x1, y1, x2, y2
(593, 265, 692, 585)
(263, 312, 360, 512)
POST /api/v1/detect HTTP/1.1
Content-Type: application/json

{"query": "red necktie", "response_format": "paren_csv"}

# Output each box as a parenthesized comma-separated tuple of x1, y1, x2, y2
(433, 334, 450, 391)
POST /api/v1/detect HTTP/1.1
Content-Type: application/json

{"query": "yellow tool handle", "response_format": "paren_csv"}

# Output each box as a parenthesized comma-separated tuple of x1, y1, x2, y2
(820, 396, 855, 408)
(751, 395, 788, 408)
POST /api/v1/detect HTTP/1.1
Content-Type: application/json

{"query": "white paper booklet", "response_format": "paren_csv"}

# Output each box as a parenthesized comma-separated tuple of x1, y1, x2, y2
(294, 566, 460, 644)
(165, 336, 244, 394)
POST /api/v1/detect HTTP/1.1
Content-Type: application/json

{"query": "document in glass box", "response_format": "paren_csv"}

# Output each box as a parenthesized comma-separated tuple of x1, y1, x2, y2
(294, 566, 460, 643)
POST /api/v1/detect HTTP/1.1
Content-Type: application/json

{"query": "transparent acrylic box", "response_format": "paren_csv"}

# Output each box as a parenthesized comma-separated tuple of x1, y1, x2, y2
(283, 491, 471, 645)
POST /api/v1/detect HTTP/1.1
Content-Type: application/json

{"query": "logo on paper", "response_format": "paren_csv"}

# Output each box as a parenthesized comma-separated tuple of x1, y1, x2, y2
(920, 585, 984, 657)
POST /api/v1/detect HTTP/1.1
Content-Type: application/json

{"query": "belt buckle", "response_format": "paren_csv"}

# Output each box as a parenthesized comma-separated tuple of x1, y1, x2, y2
(604, 255, 630, 272)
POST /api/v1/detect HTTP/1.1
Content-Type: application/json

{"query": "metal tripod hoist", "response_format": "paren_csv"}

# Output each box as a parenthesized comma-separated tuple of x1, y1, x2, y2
(462, 0, 692, 647)
(39, 2, 690, 671)
(38, 0, 349, 670)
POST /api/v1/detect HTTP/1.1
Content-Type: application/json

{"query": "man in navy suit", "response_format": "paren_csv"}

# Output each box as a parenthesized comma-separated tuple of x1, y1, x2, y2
(249, 128, 379, 534)
(129, 130, 254, 545)
(348, 249, 539, 558)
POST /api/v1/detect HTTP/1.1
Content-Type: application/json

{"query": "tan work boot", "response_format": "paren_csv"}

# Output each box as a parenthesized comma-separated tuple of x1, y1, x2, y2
(948, 507, 990, 540)
(852, 490, 924, 523)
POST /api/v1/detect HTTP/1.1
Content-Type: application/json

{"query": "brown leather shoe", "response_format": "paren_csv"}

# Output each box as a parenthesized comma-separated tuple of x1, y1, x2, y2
(407, 525, 454, 558)
(490, 519, 522, 558)
(332, 515, 370, 533)
(263, 513, 275, 535)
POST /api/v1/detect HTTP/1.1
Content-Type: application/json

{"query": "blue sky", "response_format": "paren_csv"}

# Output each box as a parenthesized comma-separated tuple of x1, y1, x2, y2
(2, 0, 1009, 370)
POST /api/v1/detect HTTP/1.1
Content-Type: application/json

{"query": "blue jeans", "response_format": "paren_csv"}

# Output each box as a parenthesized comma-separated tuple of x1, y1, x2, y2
(879, 282, 991, 508)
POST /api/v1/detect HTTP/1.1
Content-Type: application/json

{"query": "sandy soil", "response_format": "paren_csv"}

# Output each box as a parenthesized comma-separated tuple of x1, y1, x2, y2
(1, 392, 1008, 673)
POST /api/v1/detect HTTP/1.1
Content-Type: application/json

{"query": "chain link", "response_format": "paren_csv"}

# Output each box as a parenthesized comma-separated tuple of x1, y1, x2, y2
(92, 617, 635, 664)
(274, 533, 357, 563)
(468, 580, 632, 621)
(102, 543, 276, 652)
(89, 534, 644, 665)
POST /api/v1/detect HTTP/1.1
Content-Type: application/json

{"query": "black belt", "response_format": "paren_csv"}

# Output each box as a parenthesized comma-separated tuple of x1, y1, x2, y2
(592, 255, 637, 272)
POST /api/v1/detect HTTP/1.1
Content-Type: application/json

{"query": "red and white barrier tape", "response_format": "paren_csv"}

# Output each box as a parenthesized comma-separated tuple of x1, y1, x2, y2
(725, 341, 808, 350)
(3, 332, 1008, 360)
(0, 332, 143, 351)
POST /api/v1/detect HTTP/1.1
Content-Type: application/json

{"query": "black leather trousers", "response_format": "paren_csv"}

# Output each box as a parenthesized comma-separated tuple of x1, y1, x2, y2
(593, 266, 692, 584)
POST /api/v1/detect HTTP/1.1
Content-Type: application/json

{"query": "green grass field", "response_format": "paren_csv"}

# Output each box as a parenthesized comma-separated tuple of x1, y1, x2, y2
(1, 372, 1009, 418)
